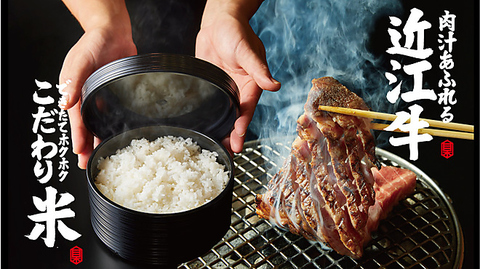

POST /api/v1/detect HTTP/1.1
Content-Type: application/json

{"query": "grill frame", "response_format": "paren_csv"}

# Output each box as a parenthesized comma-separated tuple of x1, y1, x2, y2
(179, 140, 463, 269)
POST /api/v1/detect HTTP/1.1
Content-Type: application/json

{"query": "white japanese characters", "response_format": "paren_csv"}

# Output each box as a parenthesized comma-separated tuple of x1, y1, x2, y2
(437, 10, 457, 123)
(58, 110, 70, 182)
(25, 186, 81, 248)
(383, 8, 457, 161)
(384, 104, 432, 161)
(26, 80, 80, 247)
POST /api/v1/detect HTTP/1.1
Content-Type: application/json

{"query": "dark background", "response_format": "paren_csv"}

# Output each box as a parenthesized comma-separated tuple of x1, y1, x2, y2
(5, 0, 478, 268)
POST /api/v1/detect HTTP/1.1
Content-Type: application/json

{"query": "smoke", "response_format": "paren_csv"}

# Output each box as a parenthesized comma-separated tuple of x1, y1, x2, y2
(249, 0, 404, 149)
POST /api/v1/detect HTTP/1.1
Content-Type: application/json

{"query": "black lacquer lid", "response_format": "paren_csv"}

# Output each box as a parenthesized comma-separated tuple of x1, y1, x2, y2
(81, 53, 240, 141)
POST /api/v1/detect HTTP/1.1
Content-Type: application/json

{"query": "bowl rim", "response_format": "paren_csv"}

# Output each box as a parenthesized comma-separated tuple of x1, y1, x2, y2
(86, 125, 235, 218)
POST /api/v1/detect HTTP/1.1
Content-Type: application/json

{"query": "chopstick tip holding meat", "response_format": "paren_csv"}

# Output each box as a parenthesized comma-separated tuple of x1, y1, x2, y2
(256, 76, 417, 259)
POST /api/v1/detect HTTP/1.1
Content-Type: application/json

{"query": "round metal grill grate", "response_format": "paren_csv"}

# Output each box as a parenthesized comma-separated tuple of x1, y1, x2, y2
(179, 140, 463, 269)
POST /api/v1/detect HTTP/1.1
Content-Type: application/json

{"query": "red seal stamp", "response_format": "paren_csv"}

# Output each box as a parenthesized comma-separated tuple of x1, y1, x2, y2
(441, 140, 454, 159)
(70, 246, 83, 265)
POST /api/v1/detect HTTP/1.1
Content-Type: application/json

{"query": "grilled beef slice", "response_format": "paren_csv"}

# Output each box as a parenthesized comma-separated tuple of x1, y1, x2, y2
(256, 77, 416, 258)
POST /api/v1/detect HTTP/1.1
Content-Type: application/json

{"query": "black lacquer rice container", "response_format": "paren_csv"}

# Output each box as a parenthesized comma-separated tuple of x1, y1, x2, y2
(81, 53, 239, 266)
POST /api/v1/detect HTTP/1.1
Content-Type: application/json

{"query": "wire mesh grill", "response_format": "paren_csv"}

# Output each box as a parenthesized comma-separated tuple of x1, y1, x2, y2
(179, 140, 463, 269)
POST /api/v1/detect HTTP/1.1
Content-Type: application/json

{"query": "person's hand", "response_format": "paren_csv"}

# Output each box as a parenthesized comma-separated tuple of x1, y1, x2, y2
(59, 0, 137, 169)
(59, 28, 137, 169)
(196, 0, 281, 154)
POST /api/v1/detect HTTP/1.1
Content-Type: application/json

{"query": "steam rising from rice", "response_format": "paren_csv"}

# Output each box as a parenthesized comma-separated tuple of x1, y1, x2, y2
(95, 136, 229, 213)
(110, 73, 215, 118)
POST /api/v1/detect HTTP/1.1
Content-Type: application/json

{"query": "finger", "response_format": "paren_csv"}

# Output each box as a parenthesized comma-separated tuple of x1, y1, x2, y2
(68, 94, 97, 170)
(78, 149, 92, 170)
(231, 80, 262, 151)
(229, 130, 245, 153)
(67, 101, 93, 157)
(236, 39, 281, 92)
(221, 136, 234, 156)
(59, 45, 95, 111)
(81, 137, 102, 168)
(94, 137, 102, 148)
(76, 133, 94, 169)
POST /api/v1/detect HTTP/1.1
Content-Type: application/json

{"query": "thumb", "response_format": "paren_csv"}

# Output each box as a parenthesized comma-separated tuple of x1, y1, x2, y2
(58, 48, 96, 110)
(236, 40, 281, 93)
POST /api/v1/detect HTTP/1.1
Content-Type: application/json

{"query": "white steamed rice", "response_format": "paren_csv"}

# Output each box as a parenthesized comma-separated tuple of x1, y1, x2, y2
(95, 136, 229, 213)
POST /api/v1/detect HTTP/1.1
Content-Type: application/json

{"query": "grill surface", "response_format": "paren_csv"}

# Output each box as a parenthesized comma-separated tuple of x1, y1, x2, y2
(179, 140, 463, 269)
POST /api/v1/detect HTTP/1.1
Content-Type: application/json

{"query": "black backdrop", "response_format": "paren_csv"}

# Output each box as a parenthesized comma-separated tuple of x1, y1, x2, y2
(5, 0, 478, 268)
